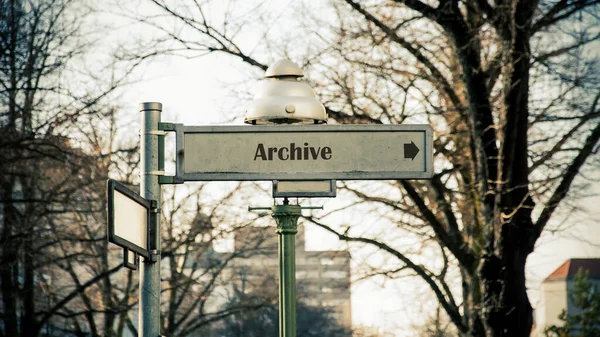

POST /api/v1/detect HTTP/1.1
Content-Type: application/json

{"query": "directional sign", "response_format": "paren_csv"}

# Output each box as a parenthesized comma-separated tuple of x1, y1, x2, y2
(173, 124, 433, 181)
(107, 179, 151, 258)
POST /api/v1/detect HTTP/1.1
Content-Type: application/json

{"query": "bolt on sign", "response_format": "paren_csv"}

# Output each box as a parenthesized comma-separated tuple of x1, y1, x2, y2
(170, 124, 433, 181)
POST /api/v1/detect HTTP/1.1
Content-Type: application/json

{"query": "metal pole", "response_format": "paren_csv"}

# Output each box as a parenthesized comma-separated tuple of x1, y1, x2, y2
(140, 102, 162, 337)
(272, 199, 301, 337)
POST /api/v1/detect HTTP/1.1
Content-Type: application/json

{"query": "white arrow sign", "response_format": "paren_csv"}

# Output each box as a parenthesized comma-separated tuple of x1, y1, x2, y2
(174, 124, 433, 181)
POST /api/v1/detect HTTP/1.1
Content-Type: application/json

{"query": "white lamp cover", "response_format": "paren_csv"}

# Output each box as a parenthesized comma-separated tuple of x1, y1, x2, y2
(245, 59, 327, 125)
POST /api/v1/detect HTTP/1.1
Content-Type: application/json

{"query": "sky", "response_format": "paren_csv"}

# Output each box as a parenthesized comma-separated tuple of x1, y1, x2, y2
(103, 1, 600, 335)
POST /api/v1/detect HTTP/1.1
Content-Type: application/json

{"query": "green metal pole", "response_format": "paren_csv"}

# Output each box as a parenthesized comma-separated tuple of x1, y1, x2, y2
(140, 102, 162, 337)
(272, 200, 301, 337)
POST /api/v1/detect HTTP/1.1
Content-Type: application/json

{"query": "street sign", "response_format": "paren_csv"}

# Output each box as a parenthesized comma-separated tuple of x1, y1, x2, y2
(107, 179, 151, 258)
(273, 180, 336, 198)
(173, 124, 433, 181)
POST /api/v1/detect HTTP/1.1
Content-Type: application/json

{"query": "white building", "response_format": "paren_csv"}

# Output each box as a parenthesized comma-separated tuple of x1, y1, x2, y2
(532, 258, 600, 336)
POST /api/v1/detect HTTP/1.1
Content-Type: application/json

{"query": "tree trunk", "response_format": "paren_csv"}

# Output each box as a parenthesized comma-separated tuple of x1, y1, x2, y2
(497, 222, 534, 337)
(21, 183, 37, 337)
(1, 179, 19, 337)
(488, 1, 538, 335)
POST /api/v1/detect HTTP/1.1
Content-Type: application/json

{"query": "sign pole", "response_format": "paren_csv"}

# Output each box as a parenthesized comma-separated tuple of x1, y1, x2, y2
(249, 201, 322, 337)
(139, 102, 162, 337)
(273, 200, 300, 337)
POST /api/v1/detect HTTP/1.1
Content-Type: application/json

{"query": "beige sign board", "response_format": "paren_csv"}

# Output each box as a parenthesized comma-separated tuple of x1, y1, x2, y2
(276, 180, 333, 193)
(107, 180, 150, 258)
(176, 125, 433, 181)
(113, 191, 147, 249)
(273, 180, 337, 198)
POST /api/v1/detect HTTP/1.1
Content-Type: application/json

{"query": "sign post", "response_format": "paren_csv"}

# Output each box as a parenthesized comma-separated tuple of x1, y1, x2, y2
(107, 59, 435, 337)
(139, 102, 162, 337)
(248, 202, 323, 337)
(106, 103, 163, 337)
(273, 203, 299, 337)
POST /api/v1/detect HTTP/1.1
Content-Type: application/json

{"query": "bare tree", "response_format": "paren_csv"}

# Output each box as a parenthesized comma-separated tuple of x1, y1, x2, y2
(157, 182, 280, 336)
(125, 0, 600, 336)
(0, 0, 139, 335)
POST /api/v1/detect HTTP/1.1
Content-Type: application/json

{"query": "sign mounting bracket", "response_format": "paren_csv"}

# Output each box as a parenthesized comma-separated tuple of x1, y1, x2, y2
(158, 122, 185, 185)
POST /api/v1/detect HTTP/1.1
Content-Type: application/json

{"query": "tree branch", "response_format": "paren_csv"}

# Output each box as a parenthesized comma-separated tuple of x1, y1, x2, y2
(342, 0, 465, 116)
(391, 0, 438, 20)
(534, 108, 600, 236)
(402, 181, 476, 271)
(530, 93, 599, 173)
(306, 217, 467, 333)
(431, 172, 462, 240)
(36, 264, 124, 332)
(532, 0, 600, 32)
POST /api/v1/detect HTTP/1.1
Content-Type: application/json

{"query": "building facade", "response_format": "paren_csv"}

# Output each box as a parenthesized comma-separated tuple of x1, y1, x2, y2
(532, 258, 600, 336)
(229, 225, 352, 329)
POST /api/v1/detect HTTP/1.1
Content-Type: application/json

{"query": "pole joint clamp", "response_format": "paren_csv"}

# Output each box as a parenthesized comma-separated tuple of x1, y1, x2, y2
(145, 130, 167, 136)
(150, 200, 160, 214)
(146, 250, 161, 263)
(144, 170, 165, 176)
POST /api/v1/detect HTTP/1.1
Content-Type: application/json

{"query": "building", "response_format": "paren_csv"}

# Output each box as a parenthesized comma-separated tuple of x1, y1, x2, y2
(229, 225, 352, 329)
(533, 258, 600, 336)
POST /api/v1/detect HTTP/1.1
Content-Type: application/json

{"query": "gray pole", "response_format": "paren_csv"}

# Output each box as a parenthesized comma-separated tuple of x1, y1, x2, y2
(140, 102, 162, 337)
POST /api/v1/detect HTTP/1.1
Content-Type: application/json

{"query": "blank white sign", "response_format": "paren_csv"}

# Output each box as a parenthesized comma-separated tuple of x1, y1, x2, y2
(113, 189, 147, 250)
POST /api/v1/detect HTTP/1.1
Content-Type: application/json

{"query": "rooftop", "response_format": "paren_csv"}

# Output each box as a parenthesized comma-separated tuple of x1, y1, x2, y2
(543, 258, 600, 282)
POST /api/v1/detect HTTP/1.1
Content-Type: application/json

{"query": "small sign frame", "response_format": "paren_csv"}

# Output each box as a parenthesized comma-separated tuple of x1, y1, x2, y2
(107, 180, 151, 259)
(123, 248, 138, 270)
(273, 180, 336, 198)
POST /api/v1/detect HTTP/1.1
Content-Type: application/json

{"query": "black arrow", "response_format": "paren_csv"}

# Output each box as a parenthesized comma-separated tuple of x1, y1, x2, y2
(404, 141, 419, 160)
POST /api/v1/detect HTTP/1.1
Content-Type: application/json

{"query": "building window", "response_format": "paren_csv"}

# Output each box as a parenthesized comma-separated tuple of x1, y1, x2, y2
(323, 270, 347, 279)
(320, 258, 335, 265)
(322, 299, 346, 307)
(297, 270, 319, 279)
